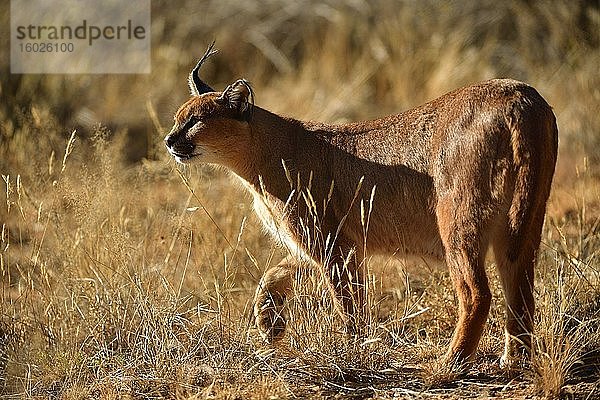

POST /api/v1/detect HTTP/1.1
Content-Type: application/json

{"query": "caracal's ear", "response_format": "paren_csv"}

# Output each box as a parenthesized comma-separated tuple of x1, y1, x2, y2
(188, 41, 218, 96)
(217, 79, 254, 122)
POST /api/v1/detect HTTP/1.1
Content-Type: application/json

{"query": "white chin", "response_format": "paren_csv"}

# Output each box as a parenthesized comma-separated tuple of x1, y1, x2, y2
(174, 155, 196, 164)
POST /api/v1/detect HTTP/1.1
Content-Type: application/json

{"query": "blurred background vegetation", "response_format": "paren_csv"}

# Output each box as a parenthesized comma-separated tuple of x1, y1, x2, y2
(1, 0, 599, 173)
(1, 0, 599, 397)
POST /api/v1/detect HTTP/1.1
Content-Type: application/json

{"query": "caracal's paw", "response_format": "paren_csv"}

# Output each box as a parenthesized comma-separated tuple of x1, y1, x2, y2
(254, 293, 286, 343)
(500, 334, 532, 371)
(440, 351, 472, 376)
(500, 349, 532, 372)
(423, 353, 470, 385)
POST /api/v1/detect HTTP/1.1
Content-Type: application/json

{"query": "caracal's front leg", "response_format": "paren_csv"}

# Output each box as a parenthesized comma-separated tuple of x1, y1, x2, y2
(327, 240, 366, 336)
(254, 256, 296, 343)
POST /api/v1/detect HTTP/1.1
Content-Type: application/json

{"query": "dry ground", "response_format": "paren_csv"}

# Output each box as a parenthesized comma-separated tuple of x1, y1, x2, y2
(1, 1, 599, 398)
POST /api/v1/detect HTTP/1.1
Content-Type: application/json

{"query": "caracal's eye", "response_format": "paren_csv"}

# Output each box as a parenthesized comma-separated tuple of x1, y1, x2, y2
(181, 116, 201, 132)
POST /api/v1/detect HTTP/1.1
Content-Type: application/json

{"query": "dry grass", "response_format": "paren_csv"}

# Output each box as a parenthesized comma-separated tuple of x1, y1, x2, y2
(1, 0, 599, 398)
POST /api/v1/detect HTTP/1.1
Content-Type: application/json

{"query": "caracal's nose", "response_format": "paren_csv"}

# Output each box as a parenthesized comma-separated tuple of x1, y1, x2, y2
(164, 133, 177, 147)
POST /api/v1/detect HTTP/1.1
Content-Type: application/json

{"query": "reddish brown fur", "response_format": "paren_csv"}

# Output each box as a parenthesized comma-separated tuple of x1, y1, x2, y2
(165, 77, 558, 367)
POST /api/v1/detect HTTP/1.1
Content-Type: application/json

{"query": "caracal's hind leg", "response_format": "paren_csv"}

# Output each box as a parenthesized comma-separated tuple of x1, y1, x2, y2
(436, 195, 492, 366)
(493, 212, 544, 368)
(254, 256, 296, 343)
(327, 239, 366, 336)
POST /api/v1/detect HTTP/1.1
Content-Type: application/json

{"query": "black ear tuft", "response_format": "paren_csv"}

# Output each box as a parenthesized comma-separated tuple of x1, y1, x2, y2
(188, 41, 218, 96)
(218, 79, 254, 122)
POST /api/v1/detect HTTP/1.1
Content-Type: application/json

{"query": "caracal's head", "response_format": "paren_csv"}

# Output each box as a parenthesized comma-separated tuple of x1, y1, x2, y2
(164, 43, 253, 166)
